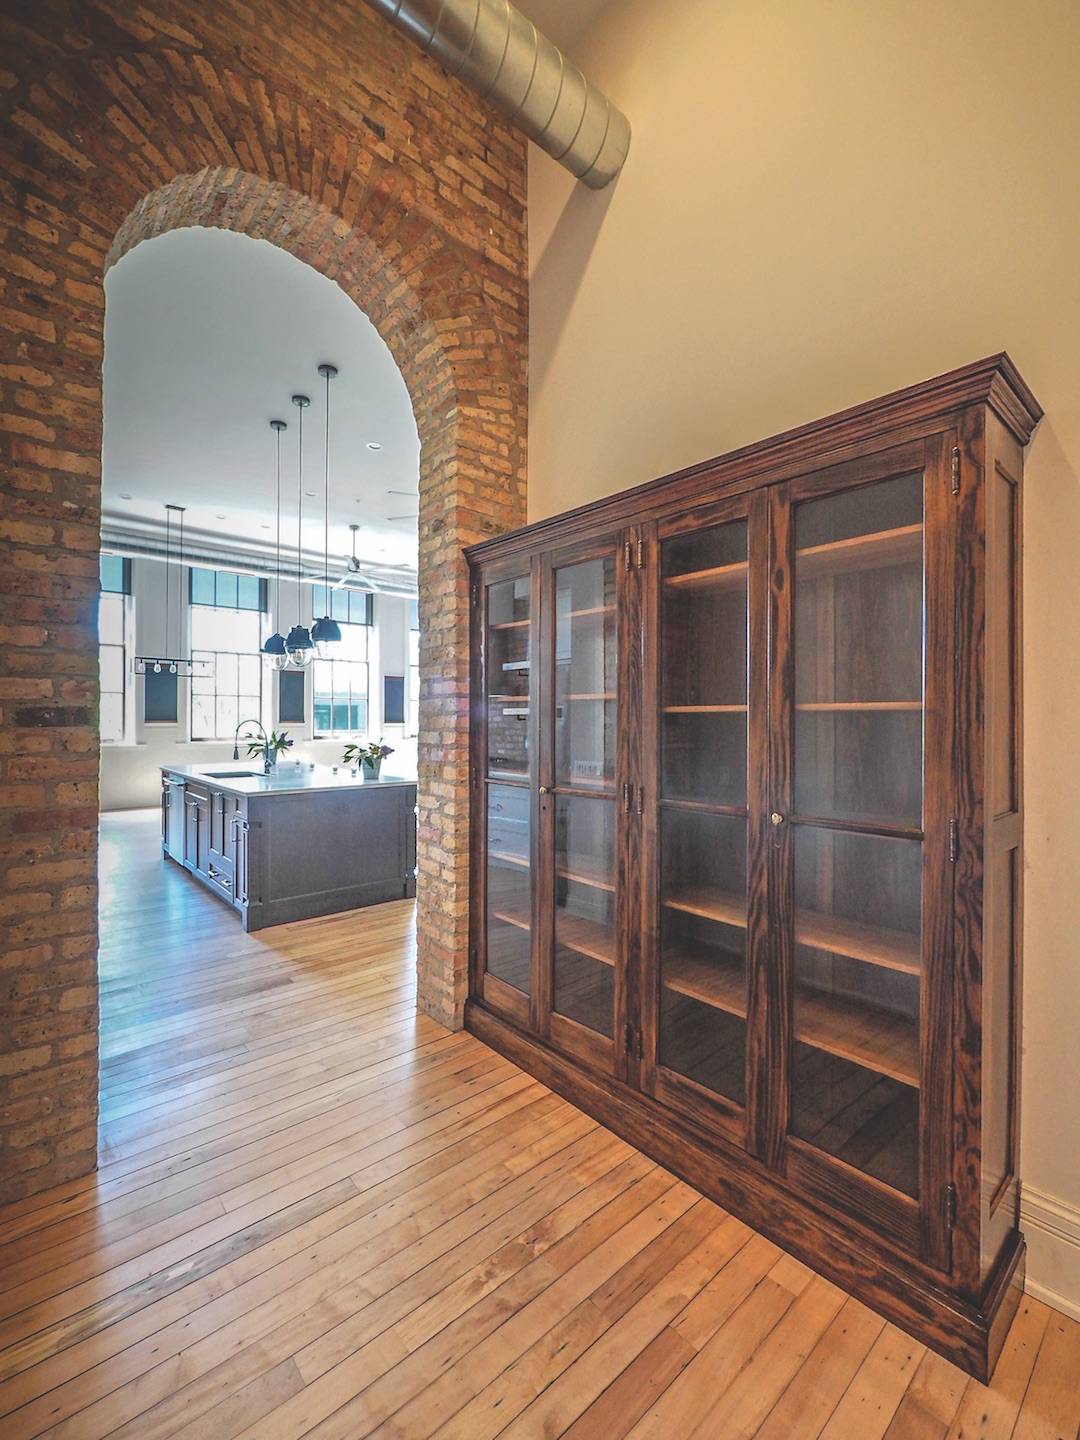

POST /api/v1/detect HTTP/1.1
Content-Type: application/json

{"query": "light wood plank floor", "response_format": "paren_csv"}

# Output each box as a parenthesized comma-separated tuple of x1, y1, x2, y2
(0, 808, 1076, 1439)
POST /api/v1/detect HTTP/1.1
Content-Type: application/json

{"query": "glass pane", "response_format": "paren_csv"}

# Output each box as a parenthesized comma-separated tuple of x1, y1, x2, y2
(790, 825, 921, 1196)
(790, 472, 925, 1197)
(659, 809, 747, 1106)
(794, 472, 923, 826)
(237, 574, 261, 610)
(554, 557, 616, 789)
(190, 567, 215, 606)
(217, 696, 238, 737)
(661, 520, 748, 807)
(487, 577, 530, 780)
(486, 783, 531, 993)
(238, 654, 261, 693)
(553, 795, 615, 1038)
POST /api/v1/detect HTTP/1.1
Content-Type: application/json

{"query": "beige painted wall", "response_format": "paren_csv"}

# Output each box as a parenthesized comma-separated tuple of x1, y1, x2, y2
(528, 0, 1080, 1313)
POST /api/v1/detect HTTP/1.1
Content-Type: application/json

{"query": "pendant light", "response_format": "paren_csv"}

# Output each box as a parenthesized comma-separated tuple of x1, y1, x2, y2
(311, 362, 342, 659)
(285, 392, 314, 667)
(262, 418, 289, 669)
(135, 503, 205, 676)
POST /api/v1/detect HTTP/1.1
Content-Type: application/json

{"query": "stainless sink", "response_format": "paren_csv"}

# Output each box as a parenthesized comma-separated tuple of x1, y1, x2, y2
(203, 770, 261, 779)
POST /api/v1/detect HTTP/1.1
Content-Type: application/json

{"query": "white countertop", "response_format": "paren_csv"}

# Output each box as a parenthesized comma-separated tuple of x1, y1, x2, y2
(162, 763, 416, 798)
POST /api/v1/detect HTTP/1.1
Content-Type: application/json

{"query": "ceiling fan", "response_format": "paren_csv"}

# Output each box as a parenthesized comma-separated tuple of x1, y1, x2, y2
(332, 523, 371, 590)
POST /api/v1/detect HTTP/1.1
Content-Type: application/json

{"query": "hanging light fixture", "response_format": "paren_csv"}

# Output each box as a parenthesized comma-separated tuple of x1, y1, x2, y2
(262, 418, 289, 669)
(285, 392, 314, 667)
(135, 503, 206, 676)
(311, 362, 342, 659)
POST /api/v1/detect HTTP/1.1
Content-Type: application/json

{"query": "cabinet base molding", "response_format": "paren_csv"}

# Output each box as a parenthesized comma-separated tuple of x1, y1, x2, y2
(466, 1000, 1022, 1381)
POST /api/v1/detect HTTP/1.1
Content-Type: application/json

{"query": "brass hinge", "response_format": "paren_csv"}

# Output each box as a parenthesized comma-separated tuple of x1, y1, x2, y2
(951, 447, 961, 495)
(624, 538, 633, 569)
(946, 1182, 957, 1230)
(949, 819, 958, 863)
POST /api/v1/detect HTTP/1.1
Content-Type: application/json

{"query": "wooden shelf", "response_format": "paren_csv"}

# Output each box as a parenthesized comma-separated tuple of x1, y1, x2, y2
(555, 912, 616, 966)
(664, 560, 748, 593)
(797, 523, 922, 580)
(664, 705, 747, 714)
(487, 767, 529, 781)
(564, 605, 614, 620)
(796, 908, 920, 975)
(558, 859, 615, 893)
(663, 947, 746, 1017)
(796, 701, 921, 712)
(490, 904, 530, 931)
(489, 618, 530, 631)
(502, 659, 531, 671)
(488, 847, 528, 869)
(491, 905, 615, 967)
(664, 887, 747, 928)
(795, 986, 919, 1087)
(561, 692, 615, 701)
(663, 889, 920, 975)
(562, 776, 616, 792)
(661, 945, 916, 1086)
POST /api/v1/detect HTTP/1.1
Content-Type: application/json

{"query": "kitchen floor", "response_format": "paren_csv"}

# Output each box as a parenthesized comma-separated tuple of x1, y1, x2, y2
(0, 809, 1074, 1438)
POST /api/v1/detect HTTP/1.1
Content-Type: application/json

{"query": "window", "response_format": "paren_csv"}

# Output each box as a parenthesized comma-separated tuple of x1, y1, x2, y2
(99, 557, 132, 743)
(190, 567, 265, 611)
(190, 570, 266, 740)
(312, 586, 371, 736)
(384, 675, 405, 725)
(408, 598, 420, 736)
(311, 584, 373, 627)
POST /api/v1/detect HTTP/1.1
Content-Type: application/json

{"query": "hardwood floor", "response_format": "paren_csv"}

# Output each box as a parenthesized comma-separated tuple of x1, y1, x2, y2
(0, 808, 1076, 1439)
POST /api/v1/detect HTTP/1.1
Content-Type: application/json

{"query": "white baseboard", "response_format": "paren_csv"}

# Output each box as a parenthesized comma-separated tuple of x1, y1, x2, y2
(1022, 1185, 1080, 1323)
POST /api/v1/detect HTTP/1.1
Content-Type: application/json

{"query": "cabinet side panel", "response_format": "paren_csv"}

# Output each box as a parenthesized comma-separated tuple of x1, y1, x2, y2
(981, 414, 1024, 1280)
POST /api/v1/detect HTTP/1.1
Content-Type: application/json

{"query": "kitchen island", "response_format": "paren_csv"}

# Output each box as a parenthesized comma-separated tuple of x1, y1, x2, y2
(161, 762, 417, 931)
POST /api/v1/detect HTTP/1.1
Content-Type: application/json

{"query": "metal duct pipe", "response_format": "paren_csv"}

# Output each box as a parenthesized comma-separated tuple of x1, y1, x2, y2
(362, 0, 630, 188)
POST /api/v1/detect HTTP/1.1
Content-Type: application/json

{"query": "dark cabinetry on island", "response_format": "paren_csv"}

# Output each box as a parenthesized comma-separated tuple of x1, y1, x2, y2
(161, 765, 417, 930)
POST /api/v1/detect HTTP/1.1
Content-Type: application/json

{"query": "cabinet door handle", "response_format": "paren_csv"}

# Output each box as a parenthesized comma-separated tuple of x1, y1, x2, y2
(771, 812, 784, 825)
(623, 783, 632, 813)
(539, 786, 550, 795)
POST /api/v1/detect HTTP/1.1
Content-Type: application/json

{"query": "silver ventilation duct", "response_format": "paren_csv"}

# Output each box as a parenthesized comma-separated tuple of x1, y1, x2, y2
(362, 0, 630, 188)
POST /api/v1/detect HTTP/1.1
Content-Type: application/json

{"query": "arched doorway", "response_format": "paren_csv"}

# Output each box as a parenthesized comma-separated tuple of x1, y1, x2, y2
(0, 4, 527, 1204)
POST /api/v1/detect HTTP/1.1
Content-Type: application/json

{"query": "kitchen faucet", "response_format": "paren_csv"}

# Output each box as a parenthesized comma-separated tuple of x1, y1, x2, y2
(233, 718, 272, 773)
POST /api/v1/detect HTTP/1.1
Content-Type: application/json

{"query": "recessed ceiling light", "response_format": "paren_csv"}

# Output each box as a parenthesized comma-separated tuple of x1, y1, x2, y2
(305, 490, 316, 497)
(119, 493, 132, 500)
(366, 442, 383, 451)
(261, 523, 271, 529)
(216, 513, 226, 519)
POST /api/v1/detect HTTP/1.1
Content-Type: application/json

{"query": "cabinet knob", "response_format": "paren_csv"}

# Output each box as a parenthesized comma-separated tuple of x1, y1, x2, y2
(770, 812, 784, 826)
(539, 786, 550, 795)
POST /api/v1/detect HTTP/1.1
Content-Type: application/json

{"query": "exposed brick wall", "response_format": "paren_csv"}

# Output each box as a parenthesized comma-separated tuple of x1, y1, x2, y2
(0, 0, 528, 1204)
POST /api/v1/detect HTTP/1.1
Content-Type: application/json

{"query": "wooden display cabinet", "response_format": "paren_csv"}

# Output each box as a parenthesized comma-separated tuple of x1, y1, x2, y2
(466, 354, 1040, 1379)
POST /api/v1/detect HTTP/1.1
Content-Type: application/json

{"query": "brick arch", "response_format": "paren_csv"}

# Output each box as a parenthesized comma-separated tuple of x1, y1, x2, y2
(0, 0, 527, 1203)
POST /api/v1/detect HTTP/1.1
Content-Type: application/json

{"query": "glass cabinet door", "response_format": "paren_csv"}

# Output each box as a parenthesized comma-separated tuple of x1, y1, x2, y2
(483, 574, 533, 1001)
(787, 470, 925, 1199)
(547, 554, 619, 1049)
(655, 517, 750, 1119)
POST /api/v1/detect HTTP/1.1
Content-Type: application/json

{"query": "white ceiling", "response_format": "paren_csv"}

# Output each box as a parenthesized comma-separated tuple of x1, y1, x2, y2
(102, 228, 421, 590)
(100, 0, 617, 590)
